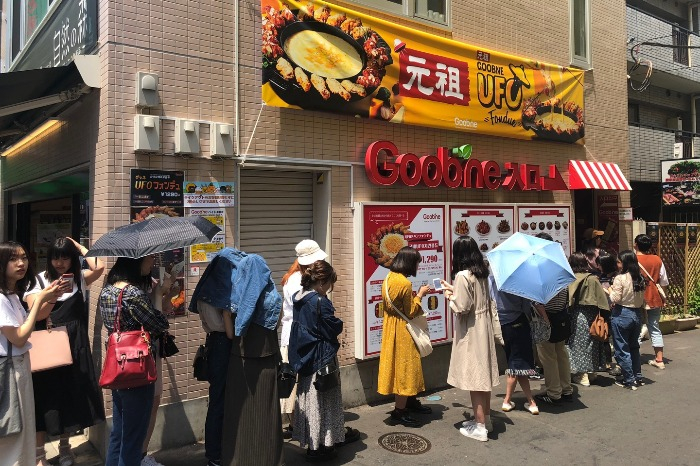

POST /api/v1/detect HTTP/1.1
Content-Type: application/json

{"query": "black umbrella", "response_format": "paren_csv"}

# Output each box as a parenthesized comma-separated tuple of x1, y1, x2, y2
(85, 216, 221, 258)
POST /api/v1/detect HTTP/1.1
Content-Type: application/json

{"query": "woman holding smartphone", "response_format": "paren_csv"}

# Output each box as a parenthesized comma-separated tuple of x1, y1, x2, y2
(25, 237, 105, 466)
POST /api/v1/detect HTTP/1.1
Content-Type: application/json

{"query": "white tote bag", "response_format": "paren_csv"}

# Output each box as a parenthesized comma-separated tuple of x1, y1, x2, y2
(383, 280, 433, 358)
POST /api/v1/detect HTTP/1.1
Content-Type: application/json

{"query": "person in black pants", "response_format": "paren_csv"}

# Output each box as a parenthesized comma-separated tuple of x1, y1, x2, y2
(196, 301, 233, 466)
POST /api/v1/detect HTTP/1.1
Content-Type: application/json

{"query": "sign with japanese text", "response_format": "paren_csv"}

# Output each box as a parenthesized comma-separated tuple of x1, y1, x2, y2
(261, 0, 584, 143)
(13, 0, 97, 71)
(130, 169, 184, 209)
(358, 204, 449, 359)
(516, 205, 572, 256)
(661, 159, 700, 207)
(183, 181, 235, 207)
(449, 205, 516, 255)
(188, 208, 225, 262)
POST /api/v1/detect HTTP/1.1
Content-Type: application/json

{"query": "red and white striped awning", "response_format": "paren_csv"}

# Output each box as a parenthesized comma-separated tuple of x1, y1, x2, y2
(568, 160, 632, 191)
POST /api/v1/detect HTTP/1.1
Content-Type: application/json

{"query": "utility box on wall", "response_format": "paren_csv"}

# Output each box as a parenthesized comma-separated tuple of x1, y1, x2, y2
(175, 119, 200, 154)
(210, 123, 234, 157)
(134, 115, 161, 152)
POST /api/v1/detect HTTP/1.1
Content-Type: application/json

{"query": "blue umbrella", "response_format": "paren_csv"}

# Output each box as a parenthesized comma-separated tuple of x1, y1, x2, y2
(486, 232, 575, 304)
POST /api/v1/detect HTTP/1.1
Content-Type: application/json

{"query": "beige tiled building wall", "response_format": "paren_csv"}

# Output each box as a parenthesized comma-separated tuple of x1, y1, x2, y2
(2, 0, 629, 450)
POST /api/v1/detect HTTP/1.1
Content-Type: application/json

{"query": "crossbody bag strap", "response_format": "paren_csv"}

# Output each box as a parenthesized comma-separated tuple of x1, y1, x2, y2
(637, 262, 656, 285)
(383, 279, 410, 323)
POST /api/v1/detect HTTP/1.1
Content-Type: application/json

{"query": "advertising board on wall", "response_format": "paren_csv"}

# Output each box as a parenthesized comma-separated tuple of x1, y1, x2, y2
(357, 204, 449, 359)
(661, 159, 700, 207)
(261, 0, 585, 143)
(448, 205, 516, 255)
(516, 205, 572, 257)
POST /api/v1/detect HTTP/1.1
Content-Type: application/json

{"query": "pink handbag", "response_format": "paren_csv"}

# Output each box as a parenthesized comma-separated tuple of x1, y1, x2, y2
(28, 318, 73, 372)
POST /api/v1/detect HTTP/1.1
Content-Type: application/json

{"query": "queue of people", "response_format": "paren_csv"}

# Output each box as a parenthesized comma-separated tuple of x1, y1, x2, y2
(0, 229, 672, 464)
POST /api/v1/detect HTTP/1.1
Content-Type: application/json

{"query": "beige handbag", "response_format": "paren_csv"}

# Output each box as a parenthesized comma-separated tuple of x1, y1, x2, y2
(28, 317, 73, 372)
(383, 279, 433, 358)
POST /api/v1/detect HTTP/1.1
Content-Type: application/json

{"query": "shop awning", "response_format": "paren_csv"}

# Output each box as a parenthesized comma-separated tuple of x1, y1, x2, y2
(568, 160, 632, 191)
(0, 55, 100, 148)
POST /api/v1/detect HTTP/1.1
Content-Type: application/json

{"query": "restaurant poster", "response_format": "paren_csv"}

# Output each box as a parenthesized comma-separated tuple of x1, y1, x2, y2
(261, 0, 584, 143)
(449, 205, 516, 255)
(130, 169, 186, 316)
(661, 159, 700, 207)
(183, 181, 235, 208)
(596, 194, 619, 252)
(516, 205, 572, 256)
(358, 204, 448, 358)
(188, 208, 225, 263)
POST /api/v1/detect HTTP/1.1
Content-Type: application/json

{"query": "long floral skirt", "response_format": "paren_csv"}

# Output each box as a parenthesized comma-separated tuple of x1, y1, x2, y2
(292, 372, 345, 450)
(567, 305, 606, 373)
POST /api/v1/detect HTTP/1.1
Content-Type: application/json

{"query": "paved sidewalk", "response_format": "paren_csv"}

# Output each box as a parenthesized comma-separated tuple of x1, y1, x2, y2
(67, 328, 700, 465)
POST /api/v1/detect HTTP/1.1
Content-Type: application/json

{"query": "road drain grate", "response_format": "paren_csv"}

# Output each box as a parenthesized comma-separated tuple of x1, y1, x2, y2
(378, 432, 431, 455)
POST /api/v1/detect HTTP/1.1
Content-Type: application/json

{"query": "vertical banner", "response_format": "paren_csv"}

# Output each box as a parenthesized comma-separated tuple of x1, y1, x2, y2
(516, 205, 572, 256)
(130, 169, 187, 316)
(361, 204, 448, 358)
(448, 205, 516, 255)
(261, 0, 584, 143)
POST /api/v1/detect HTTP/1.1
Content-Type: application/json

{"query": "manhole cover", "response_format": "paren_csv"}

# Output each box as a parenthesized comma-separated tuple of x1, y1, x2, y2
(378, 432, 431, 455)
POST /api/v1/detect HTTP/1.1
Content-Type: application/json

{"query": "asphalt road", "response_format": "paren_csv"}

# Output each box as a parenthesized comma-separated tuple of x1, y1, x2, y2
(66, 327, 700, 465)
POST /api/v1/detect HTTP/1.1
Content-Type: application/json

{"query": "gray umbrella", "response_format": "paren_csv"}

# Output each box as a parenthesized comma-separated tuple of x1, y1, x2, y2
(85, 216, 221, 258)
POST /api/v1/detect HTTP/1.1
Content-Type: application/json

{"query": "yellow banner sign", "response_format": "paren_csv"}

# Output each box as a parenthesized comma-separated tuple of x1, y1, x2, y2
(262, 0, 585, 143)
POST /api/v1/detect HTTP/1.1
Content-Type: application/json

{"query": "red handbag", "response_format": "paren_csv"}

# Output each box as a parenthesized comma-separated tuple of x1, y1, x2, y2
(99, 287, 157, 390)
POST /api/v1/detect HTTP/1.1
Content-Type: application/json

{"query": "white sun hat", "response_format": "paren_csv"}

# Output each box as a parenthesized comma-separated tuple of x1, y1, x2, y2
(295, 239, 328, 266)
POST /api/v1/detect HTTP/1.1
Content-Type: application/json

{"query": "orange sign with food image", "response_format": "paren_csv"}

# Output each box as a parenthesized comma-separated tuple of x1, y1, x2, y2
(261, 0, 585, 143)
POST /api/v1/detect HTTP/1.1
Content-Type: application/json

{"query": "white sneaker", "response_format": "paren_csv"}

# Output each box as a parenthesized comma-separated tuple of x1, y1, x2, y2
(462, 419, 493, 433)
(141, 455, 164, 466)
(459, 423, 488, 442)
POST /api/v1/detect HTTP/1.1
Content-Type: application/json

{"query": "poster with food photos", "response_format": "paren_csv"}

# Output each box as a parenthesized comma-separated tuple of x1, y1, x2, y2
(449, 205, 516, 256)
(517, 205, 572, 256)
(360, 204, 449, 358)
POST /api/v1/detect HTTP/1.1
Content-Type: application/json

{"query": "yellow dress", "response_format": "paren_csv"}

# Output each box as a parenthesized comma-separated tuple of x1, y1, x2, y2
(377, 271, 426, 396)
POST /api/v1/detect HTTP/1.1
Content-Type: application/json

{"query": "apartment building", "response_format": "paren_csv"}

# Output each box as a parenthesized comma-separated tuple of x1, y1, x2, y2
(627, 0, 700, 223)
(0, 0, 629, 453)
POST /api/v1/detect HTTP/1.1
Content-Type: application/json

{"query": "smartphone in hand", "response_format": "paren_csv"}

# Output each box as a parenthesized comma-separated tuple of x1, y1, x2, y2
(432, 278, 443, 290)
(60, 273, 74, 282)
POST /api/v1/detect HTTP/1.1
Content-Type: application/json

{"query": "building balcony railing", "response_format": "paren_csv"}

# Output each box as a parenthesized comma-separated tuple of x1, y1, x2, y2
(627, 5, 700, 84)
(628, 123, 700, 182)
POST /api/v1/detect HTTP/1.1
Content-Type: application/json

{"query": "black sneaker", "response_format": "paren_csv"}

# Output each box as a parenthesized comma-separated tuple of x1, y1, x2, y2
(534, 393, 561, 404)
(388, 409, 422, 428)
(560, 393, 574, 402)
(614, 380, 637, 391)
(306, 446, 337, 463)
(406, 398, 432, 414)
(635, 378, 647, 387)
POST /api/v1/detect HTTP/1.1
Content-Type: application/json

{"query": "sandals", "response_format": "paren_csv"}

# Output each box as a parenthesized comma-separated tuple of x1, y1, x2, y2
(501, 401, 516, 412)
(525, 402, 540, 415)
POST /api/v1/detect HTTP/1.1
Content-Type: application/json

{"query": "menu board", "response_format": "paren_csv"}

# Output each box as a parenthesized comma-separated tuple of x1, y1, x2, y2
(449, 205, 516, 255)
(516, 205, 572, 256)
(359, 204, 449, 359)
(661, 159, 700, 207)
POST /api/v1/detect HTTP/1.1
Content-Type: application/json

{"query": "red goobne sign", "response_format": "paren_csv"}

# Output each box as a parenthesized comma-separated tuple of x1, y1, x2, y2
(364, 141, 568, 191)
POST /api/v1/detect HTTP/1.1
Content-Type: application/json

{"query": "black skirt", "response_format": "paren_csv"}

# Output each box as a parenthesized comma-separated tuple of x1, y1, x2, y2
(33, 291, 105, 434)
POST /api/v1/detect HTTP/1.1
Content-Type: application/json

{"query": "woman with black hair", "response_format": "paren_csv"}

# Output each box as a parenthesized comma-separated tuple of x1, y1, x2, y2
(441, 236, 499, 442)
(597, 250, 620, 375)
(0, 242, 62, 466)
(98, 256, 169, 466)
(606, 250, 646, 390)
(377, 246, 431, 428)
(567, 252, 609, 387)
(25, 237, 105, 466)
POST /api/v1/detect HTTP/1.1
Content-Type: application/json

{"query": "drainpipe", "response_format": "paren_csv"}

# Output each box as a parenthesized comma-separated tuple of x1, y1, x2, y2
(234, 0, 241, 156)
(692, 95, 700, 157)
